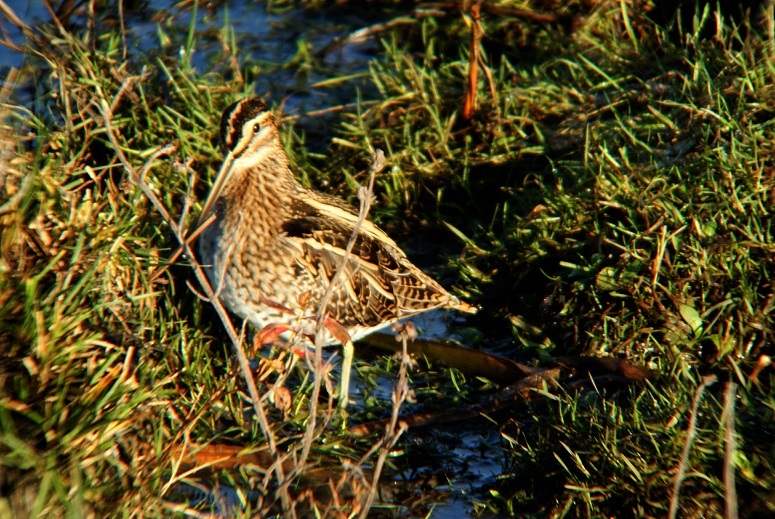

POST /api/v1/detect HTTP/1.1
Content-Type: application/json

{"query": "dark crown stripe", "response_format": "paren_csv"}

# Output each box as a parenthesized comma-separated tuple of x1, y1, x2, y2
(219, 97, 269, 153)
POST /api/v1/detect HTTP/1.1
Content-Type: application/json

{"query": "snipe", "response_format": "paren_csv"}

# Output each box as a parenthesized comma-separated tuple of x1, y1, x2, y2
(197, 97, 475, 407)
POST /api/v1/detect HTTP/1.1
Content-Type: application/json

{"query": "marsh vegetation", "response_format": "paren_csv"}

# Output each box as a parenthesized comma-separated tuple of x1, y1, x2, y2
(1, 0, 774, 517)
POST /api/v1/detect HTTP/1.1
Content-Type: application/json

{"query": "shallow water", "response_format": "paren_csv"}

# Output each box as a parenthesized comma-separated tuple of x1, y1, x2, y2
(1, 1, 48, 70)
(2, 0, 377, 112)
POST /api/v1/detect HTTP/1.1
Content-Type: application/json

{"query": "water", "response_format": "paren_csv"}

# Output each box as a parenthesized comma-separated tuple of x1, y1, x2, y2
(0, 1, 48, 70)
(1, 0, 377, 112)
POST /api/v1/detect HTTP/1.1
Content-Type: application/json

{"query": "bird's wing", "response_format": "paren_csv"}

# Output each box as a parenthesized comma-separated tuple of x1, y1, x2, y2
(280, 194, 467, 328)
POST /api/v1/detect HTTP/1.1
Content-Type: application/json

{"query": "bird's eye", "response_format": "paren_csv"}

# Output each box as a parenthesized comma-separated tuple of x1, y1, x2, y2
(253, 123, 261, 133)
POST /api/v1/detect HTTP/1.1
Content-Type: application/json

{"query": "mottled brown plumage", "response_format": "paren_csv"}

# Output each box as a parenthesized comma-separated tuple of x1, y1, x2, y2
(197, 97, 474, 405)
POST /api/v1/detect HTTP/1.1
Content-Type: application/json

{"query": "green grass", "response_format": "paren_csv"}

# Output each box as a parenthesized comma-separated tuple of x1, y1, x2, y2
(1, 0, 774, 517)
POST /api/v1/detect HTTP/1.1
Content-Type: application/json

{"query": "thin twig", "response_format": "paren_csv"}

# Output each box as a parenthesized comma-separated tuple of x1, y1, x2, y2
(424, 1, 563, 24)
(118, 0, 127, 61)
(176, 160, 197, 229)
(462, 1, 482, 122)
(479, 53, 499, 116)
(357, 323, 414, 517)
(313, 9, 445, 58)
(651, 225, 667, 298)
(312, 149, 384, 338)
(669, 374, 717, 519)
(285, 149, 385, 505)
(109, 73, 136, 115)
(281, 101, 378, 122)
(0, 167, 32, 216)
(0, 0, 30, 33)
(723, 382, 739, 519)
(148, 212, 217, 285)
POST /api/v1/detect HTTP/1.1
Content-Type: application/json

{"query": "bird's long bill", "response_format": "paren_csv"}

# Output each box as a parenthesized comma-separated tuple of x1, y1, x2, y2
(196, 153, 236, 231)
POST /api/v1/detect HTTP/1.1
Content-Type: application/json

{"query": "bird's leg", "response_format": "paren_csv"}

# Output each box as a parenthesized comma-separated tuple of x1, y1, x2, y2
(320, 316, 355, 409)
(338, 339, 355, 408)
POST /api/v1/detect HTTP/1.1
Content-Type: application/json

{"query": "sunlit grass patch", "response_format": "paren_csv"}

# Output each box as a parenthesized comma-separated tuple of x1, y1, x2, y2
(320, 1, 775, 516)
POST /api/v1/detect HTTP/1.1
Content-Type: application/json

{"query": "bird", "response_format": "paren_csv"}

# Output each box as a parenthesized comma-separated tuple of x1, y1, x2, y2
(196, 96, 475, 407)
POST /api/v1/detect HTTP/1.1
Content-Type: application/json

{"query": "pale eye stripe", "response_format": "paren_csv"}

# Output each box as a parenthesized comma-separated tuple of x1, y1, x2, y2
(227, 112, 274, 158)
(221, 99, 271, 153)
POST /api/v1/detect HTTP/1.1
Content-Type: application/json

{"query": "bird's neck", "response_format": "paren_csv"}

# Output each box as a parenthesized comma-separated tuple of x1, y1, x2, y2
(224, 149, 298, 236)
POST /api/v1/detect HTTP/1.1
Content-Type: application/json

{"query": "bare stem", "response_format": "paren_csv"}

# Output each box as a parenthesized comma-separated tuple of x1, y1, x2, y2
(723, 382, 739, 519)
(357, 324, 413, 517)
(286, 149, 385, 503)
(669, 374, 717, 519)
